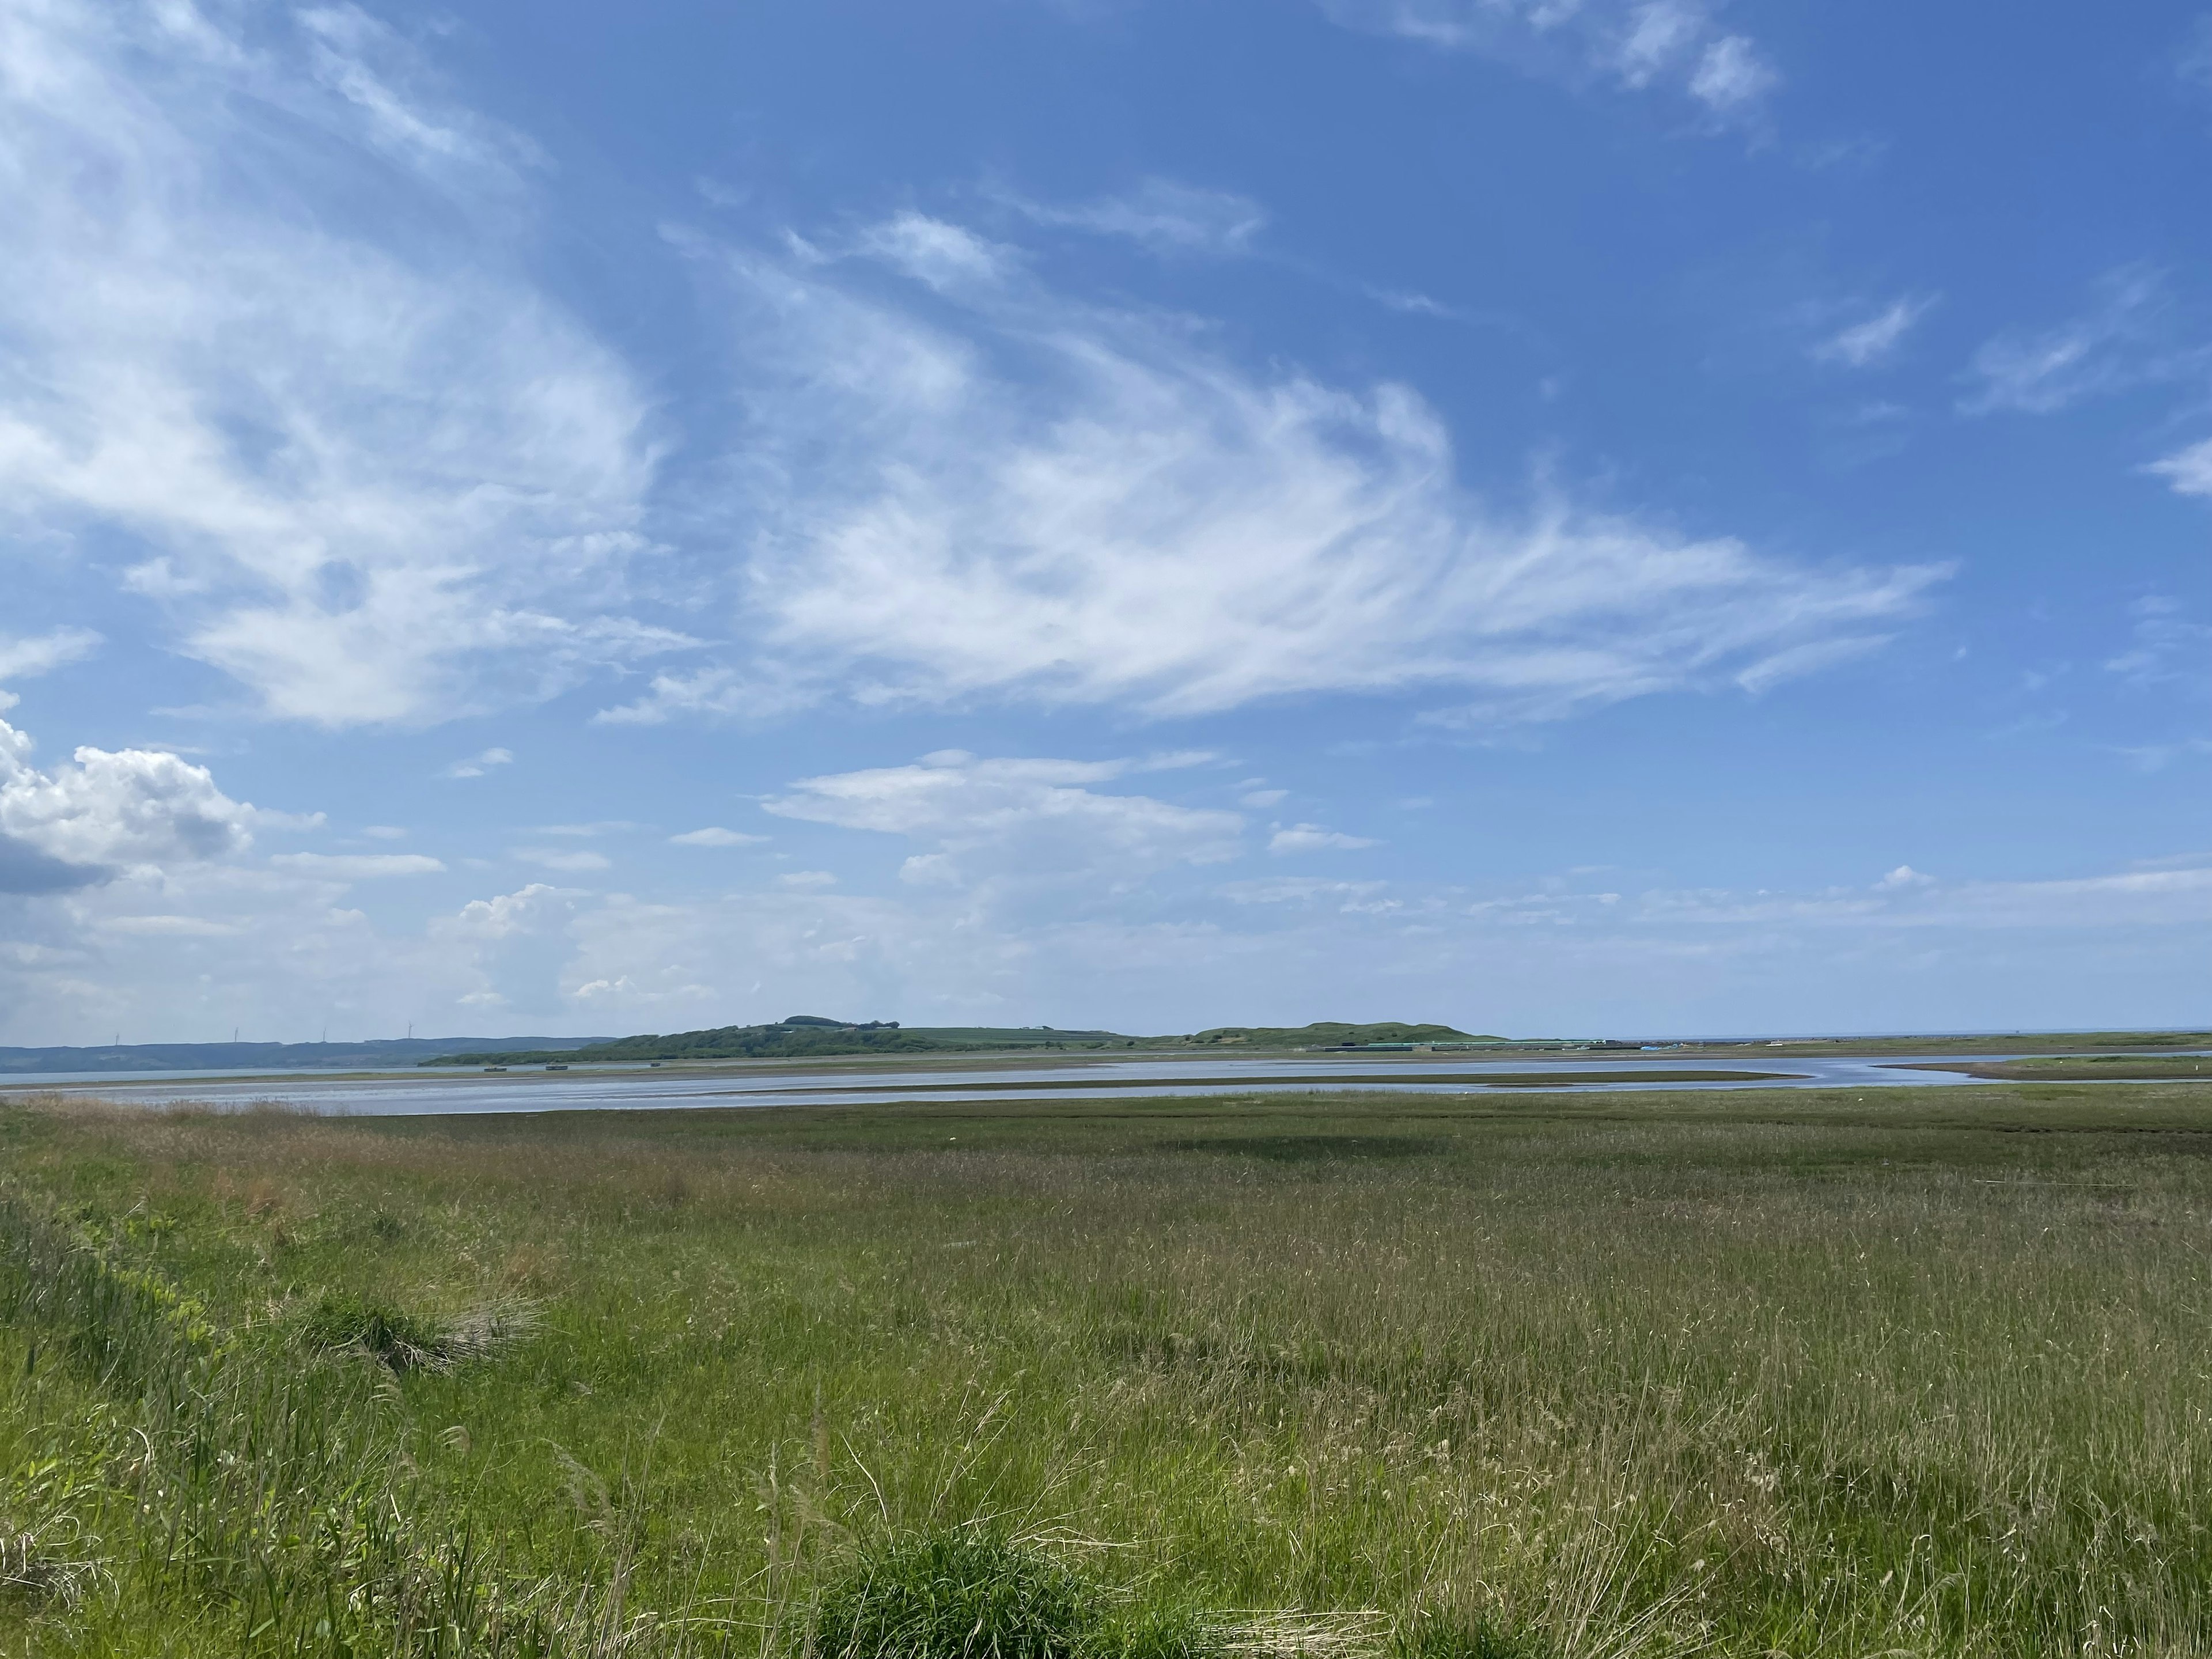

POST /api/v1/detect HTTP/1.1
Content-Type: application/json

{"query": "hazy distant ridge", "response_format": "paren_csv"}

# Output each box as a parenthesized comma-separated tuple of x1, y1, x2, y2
(0, 1036, 608, 1074)
(426, 1018, 1498, 1066)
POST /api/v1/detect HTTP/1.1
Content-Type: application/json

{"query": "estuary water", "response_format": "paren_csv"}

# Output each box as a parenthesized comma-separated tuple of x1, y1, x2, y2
(5, 1052, 1998, 1117)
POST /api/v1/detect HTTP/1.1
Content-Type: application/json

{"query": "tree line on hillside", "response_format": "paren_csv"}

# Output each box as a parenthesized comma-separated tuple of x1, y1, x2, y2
(424, 1018, 1498, 1067)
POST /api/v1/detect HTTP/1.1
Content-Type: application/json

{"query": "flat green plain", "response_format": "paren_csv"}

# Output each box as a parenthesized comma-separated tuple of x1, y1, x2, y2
(2, 1081, 2209, 1656)
(1903, 1055, 2212, 1083)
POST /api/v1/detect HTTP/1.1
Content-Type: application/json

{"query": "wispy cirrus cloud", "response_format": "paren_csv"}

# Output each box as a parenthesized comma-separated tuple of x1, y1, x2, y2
(603, 211, 1940, 729)
(1812, 295, 1937, 369)
(512, 847, 612, 873)
(764, 751, 1244, 892)
(2145, 436, 2212, 498)
(669, 826, 769, 847)
(2105, 596, 2211, 698)
(6, 9, 1918, 743)
(1959, 267, 2180, 415)
(0, 628, 102, 685)
(268, 851, 445, 878)
(2176, 13, 2212, 90)
(1268, 824, 1379, 854)
(1002, 177, 1268, 256)
(1316, 0, 1780, 123)
(0, 0, 680, 727)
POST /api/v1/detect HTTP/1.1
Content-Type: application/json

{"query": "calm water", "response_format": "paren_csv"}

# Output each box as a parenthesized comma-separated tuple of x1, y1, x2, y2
(6, 1052, 2006, 1116)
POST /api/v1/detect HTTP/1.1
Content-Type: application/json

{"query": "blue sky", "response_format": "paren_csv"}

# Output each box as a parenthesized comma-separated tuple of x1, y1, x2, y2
(0, 0, 2206, 1044)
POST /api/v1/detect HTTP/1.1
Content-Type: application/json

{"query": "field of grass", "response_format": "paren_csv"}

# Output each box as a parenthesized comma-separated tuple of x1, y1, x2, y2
(1903, 1056, 2212, 1083)
(1, 1082, 2209, 1657)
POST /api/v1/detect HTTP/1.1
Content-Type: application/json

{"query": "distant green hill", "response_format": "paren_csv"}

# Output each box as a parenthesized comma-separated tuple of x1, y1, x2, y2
(425, 1020, 1140, 1066)
(426, 1018, 1509, 1066)
(0, 1035, 605, 1074)
(1182, 1021, 1499, 1048)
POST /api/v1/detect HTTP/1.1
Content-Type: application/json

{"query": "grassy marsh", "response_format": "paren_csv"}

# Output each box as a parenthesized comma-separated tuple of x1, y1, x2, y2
(1, 1082, 2209, 1656)
(1907, 1056, 2212, 1083)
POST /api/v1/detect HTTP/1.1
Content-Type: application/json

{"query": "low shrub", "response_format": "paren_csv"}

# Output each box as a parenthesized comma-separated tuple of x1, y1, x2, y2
(298, 1289, 449, 1371)
(1398, 1611, 1546, 1659)
(297, 1289, 538, 1372)
(812, 1533, 1094, 1659)
(809, 1532, 1245, 1659)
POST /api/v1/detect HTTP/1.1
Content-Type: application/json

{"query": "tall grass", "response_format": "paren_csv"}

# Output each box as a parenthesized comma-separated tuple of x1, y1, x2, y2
(0, 1188, 608, 1655)
(1, 1085, 2209, 1656)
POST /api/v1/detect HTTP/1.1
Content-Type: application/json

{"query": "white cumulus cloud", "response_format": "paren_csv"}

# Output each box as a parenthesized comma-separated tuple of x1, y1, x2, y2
(0, 709, 256, 873)
(1873, 864, 1934, 890)
(427, 881, 586, 1012)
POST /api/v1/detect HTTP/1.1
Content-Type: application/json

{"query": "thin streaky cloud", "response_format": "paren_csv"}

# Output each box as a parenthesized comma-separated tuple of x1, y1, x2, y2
(270, 851, 446, 877)
(1365, 285, 1467, 320)
(2177, 14, 2212, 89)
(443, 747, 514, 779)
(1734, 635, 1892, 696)
(2145, 437, 2212, 498)
(1269, 824, 1380, 854)
(610, 210, 1942, 727)
(763, 752, 1245, 888)
(670, 827, 770, 847)
(0, 0, 673, 728)
(513, 847, 612, 872)
(1315, 0, 1782, 125)
(1003, 177, 1268, 256)
(1959, 267, 2172, 415)
(0, 627, 102, 684)
(1813, 296, 1937, 369)
(2104, 597, 2211, 696)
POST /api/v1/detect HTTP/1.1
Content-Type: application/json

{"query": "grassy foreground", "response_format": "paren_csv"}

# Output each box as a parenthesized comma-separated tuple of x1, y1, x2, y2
(1, 1084, 2209, 1657)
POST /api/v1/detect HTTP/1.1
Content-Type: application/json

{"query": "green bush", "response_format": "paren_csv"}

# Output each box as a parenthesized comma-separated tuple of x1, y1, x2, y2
(810, 1532, 1236, 1659)
(297, 1289, 447, 1371)
(813, 1533, 1095, 1659)
(1399, 1611, 1545, 1659)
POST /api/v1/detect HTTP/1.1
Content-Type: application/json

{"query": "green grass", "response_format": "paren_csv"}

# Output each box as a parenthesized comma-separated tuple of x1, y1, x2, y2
(1906, 1056, 2212, 1082)
(0, 1082, 2209, 1656)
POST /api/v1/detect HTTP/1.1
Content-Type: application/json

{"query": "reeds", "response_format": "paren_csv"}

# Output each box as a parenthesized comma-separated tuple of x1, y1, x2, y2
(1, 1084, 2208, 1656)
